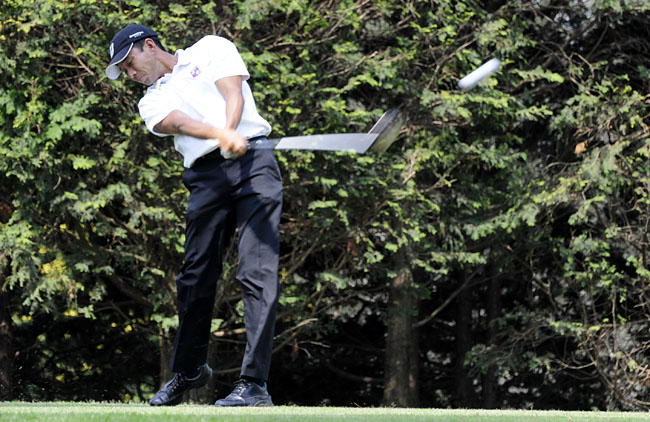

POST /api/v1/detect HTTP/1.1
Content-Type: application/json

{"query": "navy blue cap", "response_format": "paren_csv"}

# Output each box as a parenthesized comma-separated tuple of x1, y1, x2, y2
(106, 24, 158, 80)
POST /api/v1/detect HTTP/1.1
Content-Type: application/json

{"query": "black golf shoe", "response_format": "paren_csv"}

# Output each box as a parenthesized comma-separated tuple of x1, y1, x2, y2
(214, 379, 273, 407)
(149, 363, 212, 406)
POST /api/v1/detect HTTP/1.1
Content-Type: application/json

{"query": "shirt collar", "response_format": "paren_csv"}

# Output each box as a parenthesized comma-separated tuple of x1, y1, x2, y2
(174, 49, 191, 68)
(151, 50, 188, 89)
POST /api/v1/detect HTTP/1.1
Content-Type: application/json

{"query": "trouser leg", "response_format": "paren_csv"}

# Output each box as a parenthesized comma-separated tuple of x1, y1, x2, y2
(170, 161, 233, 373)
(231, 150, 283, 381)
(169, 149, 282, 378)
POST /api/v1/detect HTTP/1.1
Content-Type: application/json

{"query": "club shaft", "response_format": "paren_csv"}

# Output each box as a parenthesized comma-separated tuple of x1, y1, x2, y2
(248, 133, 379, 153)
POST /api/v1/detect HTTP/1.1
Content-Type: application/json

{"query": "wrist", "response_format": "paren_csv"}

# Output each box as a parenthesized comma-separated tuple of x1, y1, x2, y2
(210, 127, 225, 140)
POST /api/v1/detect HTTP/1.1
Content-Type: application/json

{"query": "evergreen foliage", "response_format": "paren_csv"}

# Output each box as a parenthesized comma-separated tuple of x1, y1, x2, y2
(2, 0, 650, 410)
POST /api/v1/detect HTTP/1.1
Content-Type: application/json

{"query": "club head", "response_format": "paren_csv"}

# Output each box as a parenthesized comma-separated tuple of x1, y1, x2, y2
(367, 109, 404, 153)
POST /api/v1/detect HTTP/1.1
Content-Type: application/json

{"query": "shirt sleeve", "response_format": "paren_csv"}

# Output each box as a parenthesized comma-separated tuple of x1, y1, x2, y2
(138, 88, 182, 137)
(202, 36, 250, 82)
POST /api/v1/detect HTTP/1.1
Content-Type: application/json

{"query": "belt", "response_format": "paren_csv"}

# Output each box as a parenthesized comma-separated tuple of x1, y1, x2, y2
(194, 135, 268, 164)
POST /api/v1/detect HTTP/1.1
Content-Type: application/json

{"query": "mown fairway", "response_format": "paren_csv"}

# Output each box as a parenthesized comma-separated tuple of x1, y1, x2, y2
(1, 403, 650, 422)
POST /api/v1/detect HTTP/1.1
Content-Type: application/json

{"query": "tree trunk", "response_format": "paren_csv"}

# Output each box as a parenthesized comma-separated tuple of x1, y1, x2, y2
(455, 270, 473, 407)
(482, 270, 500, 408)
(0, 253, 13, 400)
(383, 250, 419, 407)
(409, 316, 420, 406)
(158, 330, 173, 388)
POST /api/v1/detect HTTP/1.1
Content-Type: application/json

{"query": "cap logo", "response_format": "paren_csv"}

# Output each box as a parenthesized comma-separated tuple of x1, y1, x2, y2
(110, 43, 114, 58)
(129, 31, 144, 39)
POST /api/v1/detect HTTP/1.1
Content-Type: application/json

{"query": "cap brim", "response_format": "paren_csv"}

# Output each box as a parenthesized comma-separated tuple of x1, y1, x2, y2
(105, 43, 134, 80)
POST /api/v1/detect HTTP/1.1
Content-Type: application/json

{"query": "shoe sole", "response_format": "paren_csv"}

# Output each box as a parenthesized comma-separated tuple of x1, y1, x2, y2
(150, 394, 184, 406)
(215, 398, 273, 407)
(167, 395, 185, 406)
(253, 400, 273, 407)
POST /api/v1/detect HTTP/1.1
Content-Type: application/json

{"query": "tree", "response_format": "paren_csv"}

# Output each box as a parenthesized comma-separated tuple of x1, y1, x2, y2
(3, 0, 650, 410)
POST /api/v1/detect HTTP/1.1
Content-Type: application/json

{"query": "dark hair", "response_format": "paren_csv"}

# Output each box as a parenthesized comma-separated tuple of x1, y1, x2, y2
(133, 37, 165, 52)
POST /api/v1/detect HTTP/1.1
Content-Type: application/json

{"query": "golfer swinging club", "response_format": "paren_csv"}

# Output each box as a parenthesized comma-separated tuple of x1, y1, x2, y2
(106, 24, 282, 407)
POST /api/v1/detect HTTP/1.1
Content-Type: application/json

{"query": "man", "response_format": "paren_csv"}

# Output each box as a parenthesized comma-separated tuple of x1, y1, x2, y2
(105, 24, 282, 407)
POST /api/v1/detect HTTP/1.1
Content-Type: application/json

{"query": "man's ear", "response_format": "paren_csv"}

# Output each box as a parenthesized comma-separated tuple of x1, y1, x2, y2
(144, 38, 157, 51)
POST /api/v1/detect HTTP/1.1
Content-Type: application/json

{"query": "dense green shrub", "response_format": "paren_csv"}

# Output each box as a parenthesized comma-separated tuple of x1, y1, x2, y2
(2, 0, 650, 409)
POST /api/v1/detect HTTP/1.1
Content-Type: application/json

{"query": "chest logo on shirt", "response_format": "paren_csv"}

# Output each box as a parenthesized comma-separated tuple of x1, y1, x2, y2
(190, 66, 201, 78)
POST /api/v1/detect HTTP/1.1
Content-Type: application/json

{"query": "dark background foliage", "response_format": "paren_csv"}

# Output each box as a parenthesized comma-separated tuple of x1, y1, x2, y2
(2, 0, 650, 410)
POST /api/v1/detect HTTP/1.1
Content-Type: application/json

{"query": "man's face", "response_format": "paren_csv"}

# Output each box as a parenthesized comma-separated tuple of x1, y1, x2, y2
(118, 39, 160, 86)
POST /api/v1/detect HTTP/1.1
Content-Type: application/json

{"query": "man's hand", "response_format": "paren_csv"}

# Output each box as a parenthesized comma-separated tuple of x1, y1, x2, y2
(215, 127, 247, 158)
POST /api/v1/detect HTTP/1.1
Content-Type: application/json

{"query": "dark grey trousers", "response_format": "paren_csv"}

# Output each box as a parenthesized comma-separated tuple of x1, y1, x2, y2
(170, 147, 282, 381)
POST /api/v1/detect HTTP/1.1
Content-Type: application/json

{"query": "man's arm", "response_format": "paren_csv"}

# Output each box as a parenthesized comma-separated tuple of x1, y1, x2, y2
(154, 110, 247, 155)
(153, 75, 248, 156)
(215, 75, 244, 131)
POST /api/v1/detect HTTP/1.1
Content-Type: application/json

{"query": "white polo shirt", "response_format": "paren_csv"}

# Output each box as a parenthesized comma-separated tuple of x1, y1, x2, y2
(138, 36, 272, 168)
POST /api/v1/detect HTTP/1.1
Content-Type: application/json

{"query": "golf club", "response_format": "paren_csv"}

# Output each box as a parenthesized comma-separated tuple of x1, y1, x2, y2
(247, 109, 404, 154)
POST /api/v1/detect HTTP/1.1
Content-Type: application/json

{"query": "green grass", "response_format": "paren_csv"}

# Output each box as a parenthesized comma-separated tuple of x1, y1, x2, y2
(1, 403, 650, 422)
